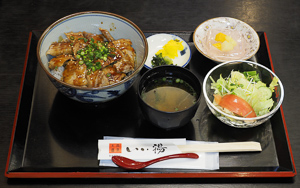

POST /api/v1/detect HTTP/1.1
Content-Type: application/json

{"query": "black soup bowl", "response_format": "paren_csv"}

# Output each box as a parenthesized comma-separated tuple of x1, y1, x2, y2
(138, 65, 201, 129)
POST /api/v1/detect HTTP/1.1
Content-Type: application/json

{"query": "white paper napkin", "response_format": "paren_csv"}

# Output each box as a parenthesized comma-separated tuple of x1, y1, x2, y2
(98, 136, 219, 170)
(98, 138, 185, 160)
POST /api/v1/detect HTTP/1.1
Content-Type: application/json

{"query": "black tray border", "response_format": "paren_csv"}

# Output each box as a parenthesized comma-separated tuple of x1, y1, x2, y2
(5, 31, 296, 178)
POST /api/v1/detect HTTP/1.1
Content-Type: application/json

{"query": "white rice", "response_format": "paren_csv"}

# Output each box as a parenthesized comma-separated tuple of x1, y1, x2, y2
(50, 66, 64, 80)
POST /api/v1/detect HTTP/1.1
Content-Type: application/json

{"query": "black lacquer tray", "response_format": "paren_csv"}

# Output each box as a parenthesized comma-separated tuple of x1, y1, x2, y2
(5, 31, 296, 178)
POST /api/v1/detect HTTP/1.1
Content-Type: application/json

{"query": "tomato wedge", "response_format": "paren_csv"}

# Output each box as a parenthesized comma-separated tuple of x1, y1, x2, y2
(214, 94, 256, 118)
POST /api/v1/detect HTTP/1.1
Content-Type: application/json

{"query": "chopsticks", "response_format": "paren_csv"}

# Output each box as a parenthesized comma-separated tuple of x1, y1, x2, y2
(177, 141, 262, 153)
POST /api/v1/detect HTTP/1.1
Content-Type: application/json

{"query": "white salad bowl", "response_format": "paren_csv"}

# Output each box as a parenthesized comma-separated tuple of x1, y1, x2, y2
(37, 11, 148, 103)
(144, 33, 191, 69)
(203, 60, 284, 128)
(193, 17, 260, 64)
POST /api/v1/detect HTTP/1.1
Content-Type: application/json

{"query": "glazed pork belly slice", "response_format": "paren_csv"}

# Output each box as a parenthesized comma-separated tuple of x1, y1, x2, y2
(112, 39, 136, 73)
(86, 66, 126, 88)
(64, 31, 89, 55)
(46, 41, 73, 56)
(83, 31, 105, 42)
(46, 32, 84, 57)
(99, 27, 115, 42)
(98, 29, 136, 73)
(72, 42, 88, 56)
(103, 66, 126, 85)
(112, 39, 133, 49)
(86, 70, 103, 88)
(48, 54, 74, 70)
(64, 31, 84, 41)
(63, 60, 88, 86)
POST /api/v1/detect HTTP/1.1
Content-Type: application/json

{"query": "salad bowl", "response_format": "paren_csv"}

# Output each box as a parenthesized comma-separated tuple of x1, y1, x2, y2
(203, 60, 284, 128)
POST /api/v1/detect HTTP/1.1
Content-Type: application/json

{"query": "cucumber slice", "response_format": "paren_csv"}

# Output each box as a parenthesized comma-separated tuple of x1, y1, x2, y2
(258, 86, 272, 99)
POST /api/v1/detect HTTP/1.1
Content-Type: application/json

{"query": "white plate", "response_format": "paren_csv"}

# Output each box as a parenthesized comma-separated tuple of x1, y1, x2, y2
(193, 17, 260, 63)
(144, 34, 191, 69)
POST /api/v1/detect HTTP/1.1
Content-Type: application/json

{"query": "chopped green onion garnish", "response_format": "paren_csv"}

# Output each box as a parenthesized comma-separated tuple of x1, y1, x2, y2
(71, 38, 115, 73)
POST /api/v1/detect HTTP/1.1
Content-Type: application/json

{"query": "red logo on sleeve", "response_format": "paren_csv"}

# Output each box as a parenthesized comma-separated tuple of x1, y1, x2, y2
(109, 143, 122, 153)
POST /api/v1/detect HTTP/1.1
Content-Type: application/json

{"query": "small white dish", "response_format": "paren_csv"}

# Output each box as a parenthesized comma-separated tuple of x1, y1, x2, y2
(144, 34, 191, 69)
(193, 17, 260, 64)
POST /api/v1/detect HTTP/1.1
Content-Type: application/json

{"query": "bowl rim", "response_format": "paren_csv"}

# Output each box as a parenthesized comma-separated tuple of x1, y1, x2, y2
(144, 33, 192, 69)
(138, 65, 201, 114)
(203, 60, 284, 121)
(193, 17, 260, 63)
(37, 11, 148, 91)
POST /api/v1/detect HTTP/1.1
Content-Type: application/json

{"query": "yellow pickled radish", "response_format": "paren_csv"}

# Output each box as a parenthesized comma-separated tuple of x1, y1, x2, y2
(156, 39, 184, 59)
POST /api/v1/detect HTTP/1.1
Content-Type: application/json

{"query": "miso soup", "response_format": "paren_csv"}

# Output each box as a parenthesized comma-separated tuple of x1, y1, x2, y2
(141, 77, 197, 112)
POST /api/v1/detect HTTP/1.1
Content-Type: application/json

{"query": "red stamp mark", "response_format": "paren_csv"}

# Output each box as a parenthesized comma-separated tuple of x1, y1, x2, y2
(109, 143, 122, 153)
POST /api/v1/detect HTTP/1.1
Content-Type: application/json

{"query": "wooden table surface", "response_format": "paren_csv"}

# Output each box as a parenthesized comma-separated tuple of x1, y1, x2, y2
(0, 0, 299, 187)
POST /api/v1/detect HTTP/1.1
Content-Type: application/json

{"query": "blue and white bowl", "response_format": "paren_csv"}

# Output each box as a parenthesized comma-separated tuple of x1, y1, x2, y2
(37, 11, 148, 103)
